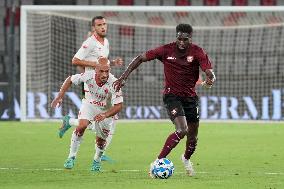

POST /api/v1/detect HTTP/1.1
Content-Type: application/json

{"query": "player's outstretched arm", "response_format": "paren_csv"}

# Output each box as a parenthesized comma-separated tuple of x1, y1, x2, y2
(113, 54, 147, 91)
(72, 57, 98, 69)
(50, 76, 73, 108)
(201, 69, 216, 89)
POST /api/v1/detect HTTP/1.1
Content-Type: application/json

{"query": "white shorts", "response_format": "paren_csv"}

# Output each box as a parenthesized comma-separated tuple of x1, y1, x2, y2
(78, 99, 115, 140)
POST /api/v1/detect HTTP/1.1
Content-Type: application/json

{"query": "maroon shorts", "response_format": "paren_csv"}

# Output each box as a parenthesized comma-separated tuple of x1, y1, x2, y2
(163, 94, 199, 122)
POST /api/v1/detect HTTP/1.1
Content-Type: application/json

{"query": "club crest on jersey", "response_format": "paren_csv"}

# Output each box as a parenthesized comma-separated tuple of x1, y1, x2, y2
(167, 56, 176, 60)
(187, 56, 193, 63)
(171, 108, 178, 115)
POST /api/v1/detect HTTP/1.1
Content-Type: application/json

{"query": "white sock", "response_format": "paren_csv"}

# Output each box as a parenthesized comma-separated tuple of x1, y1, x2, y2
(104, 133, 113, 152)
(69, 118, 79, 127)
(68, 131, 83, 158)
(102, 122, 115, 155)
(94, 146, 105, 162)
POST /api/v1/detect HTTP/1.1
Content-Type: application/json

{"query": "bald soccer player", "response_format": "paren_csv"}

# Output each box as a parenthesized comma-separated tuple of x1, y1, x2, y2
(51, 57, 123, 172)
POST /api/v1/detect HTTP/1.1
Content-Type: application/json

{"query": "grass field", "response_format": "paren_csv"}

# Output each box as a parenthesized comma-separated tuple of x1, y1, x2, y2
(0, 121, 283, 189)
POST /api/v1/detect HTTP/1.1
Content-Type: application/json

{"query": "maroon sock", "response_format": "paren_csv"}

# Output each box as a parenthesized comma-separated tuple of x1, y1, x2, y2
(158, 132, 182, 159)
(184, 142, 197, 160)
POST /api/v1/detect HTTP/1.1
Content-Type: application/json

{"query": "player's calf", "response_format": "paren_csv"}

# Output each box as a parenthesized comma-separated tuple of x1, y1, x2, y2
(184, 138, 197, 159)
(158, 131, 184, 159)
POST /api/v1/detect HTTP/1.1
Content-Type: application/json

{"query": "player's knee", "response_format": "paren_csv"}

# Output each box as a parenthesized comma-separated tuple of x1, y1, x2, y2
(176, 128, 187, 139)
(176, 125, 188, 139)
(96, 137, 106, 149)
(75, 127, 86, 137)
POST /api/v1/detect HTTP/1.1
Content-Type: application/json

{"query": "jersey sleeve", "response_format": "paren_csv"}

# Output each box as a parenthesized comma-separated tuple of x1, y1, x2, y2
(106, 39, 110, 51)
(108, 74, 123, 105)
(74, 37, 94, 60)
(111, 89, 123, 105)
(145, 45, 164, 61)
(197, 48, 213, 71)
(70, 71, 93, 85)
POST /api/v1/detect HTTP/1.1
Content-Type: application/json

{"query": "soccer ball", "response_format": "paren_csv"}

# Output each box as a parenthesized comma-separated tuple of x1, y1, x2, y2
(149, 158, 174, 179)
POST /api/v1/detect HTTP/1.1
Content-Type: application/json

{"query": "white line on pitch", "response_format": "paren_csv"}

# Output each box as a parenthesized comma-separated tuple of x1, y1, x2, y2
(265, 172, 284, 175)
(0, 167, 196, 173)
(0, 168, 283, 175)
(0, 167, 141, 172)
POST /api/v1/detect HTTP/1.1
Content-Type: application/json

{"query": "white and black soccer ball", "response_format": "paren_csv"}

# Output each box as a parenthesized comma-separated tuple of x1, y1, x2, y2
(150, 158, 174, 179)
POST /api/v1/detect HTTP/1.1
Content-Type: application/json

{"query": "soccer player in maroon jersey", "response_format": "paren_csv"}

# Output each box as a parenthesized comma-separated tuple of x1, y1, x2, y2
(113, 24, 216, 176)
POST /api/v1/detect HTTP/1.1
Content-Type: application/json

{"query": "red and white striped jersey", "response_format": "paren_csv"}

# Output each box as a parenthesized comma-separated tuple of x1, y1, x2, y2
(74, 35, 110, 71)
(71, 70, 123, 110)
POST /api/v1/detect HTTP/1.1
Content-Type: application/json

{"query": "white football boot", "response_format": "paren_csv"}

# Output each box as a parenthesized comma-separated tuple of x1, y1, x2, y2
(181, 154, 195, 176)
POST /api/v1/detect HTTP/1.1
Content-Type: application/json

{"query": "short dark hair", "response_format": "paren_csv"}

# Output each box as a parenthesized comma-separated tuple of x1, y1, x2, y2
(176, 24, 193, 35)
(91, 16, 105, 26)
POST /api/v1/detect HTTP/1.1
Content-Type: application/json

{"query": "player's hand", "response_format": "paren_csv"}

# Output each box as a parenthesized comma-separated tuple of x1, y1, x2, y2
(51, 96, 63, 108)
(201, 78, 214, 89)
(94, 113, 106, 122)
(113, 77, 126, 92)
(112, 57, 123, 67)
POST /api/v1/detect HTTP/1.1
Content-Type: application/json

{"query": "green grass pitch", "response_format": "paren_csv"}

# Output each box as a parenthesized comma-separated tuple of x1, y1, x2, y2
(0, 121, 283, 189)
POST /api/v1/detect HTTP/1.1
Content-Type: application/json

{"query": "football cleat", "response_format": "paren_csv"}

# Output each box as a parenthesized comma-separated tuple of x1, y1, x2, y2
(59, 115, 71, 138)
(101, 154, 114, 162)
(64, 157, 75, 169)
(181, 154, 195, 176)
(91, 160, 101, 172)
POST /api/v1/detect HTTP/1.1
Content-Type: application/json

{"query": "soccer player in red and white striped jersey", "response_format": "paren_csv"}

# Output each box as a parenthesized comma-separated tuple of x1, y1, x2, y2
(61, 16, 123, 162)
(51, 57, 123, 171)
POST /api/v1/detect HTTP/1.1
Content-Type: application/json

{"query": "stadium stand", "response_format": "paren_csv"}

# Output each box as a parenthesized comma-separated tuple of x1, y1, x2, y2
(118, 0, 133, 5)
(203, 0, 220, 6)
(261, 0, 276, 5)
(1, 0, 283, 60)
(1, 0, 284, 121)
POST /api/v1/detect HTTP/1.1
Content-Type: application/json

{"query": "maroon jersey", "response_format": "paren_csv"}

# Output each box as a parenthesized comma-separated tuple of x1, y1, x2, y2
(145, 42, 212, 97)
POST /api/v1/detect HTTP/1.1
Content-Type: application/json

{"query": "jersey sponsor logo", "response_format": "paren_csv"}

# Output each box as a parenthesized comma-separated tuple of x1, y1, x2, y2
(187, 56, 193, 62)
(90, 100, 106, 107)
(167, 56, 176, 60)
(95, 93, 107, 100)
